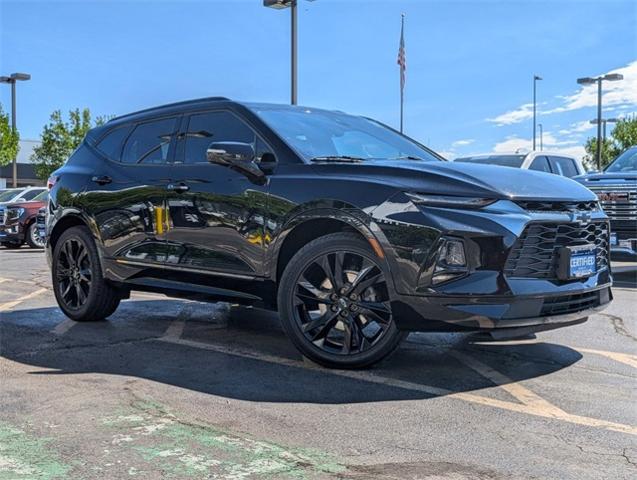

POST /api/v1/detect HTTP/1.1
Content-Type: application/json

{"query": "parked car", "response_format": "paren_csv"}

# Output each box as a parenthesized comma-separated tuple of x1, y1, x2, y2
(454, 152, 585, 178)
(575, 146, 637, 261)
(0, 189, 48, 248)
(44, 97, 611, 368)
(0, 186, 47, 205)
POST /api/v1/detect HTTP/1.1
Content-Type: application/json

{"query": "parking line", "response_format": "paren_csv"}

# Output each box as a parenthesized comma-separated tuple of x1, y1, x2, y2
(449, 350, 564, 415)
(0, 288, 48, 313)
(52, 318, 76, 336)
(157, 323, 637, 436)
(575, 347, 637, 369)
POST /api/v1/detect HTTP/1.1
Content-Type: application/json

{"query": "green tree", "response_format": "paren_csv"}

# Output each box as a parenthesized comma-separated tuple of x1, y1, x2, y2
(584, 115, 637, 170)
(31, 108, 107, 180)
(0, 103, 19, 167)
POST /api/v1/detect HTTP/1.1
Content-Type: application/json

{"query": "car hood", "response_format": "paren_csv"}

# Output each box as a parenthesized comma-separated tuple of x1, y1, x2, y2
(574, 171, 637, 185)
(312, 159, 597, 201)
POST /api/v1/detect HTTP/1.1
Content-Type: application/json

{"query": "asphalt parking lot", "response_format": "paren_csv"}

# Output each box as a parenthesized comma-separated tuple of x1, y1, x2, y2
(0, 248, 635, 480)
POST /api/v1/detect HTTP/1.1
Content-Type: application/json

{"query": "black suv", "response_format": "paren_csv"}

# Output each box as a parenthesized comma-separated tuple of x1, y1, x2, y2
(575, 146, 637, 261)
(45, 97, 612, 368)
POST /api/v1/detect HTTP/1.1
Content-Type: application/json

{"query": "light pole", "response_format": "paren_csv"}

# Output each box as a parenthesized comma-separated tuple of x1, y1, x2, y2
(264, 0, 315, 105)
(577, 73, 623, 171)
(538, 123, 543, 151)
(590, 117, 618, 147)
(533, 75, 542, 151)
(0, 72, 31, 187)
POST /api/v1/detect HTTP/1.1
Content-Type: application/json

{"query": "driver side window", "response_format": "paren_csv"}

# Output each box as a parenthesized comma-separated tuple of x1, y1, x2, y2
(180, 111, 256, 164)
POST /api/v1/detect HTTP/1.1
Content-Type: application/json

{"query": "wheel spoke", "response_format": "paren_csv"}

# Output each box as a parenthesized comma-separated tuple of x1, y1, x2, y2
(298, 274, 328, 300)
(352, 271, 384, 295)
(317, 255, 339, 291)
(349, 260, 376, 293)
(358, 300, 391, 315)
(359, 305, 391, 326)
(306, 311, 339, 341)
(341, 319, 353, 354)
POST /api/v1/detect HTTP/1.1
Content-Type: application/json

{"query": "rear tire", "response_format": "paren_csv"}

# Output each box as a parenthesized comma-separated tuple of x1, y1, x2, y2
(278, 232, 405, 369)
(52, 226, 120, 322)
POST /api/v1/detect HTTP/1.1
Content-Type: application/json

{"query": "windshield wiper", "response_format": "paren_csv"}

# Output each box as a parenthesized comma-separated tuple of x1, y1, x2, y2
(392, 155, 424, 161)
(310, 155, 364, 163)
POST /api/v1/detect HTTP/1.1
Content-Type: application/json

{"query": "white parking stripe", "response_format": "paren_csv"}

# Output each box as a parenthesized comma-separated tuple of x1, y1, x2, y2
(575, 347, 637, 369)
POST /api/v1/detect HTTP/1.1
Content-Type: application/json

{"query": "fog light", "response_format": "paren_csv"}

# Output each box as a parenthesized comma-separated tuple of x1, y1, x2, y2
(432, 238, 468, 285)
(441, 239, 466, 266)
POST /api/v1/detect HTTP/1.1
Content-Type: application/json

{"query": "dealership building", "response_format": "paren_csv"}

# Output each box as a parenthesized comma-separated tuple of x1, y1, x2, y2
(0, 139, 43, 188)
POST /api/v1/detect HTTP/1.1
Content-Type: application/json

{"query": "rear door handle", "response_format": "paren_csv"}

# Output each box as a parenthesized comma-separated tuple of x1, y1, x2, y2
(167, 182, 190, 193)
(91, 175, 112, 185)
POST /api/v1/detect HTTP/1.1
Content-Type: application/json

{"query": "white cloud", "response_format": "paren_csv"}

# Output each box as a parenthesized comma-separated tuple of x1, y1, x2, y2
(557, 120, 595, 136)
(492, 135, 586, 160)
(451, 139, 474, 147)
(487, 60, 637, 125)
(487, 103, 534, 126)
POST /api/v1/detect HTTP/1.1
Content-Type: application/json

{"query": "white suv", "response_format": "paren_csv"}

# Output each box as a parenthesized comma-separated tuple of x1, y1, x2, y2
(454, 152, 586, 178)
(0, 187, 47, 205)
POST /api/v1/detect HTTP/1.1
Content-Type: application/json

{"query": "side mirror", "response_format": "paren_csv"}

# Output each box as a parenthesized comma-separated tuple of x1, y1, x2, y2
(206, 141, 255, 166)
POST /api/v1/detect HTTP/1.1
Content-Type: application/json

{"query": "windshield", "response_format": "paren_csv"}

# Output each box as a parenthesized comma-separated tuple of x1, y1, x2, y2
(0, 189, 23, 202)
(250, 105, 441, 163)
(606, 147, 637, 172)
(33, 190, 49, 201)
(454, 155, 525, 168)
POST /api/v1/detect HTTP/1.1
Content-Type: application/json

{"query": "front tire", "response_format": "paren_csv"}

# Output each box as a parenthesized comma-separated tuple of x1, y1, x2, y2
(278, 232, 405, 369)
(26, 222, 45, 249)
(52, 226, 120, 322)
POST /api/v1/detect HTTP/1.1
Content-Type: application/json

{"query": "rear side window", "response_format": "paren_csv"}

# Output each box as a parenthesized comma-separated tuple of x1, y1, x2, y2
(96, 126, 132, 161)
(180, 111, 255, 164)
(548, 156, 579, 177)
(21, 189, 45, 201)
(529, 156, 551, 173)
(121, 117, 178, 164)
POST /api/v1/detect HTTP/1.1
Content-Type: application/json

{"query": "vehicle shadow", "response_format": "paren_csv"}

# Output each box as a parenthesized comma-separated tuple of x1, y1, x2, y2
(0, 300, 583, 404)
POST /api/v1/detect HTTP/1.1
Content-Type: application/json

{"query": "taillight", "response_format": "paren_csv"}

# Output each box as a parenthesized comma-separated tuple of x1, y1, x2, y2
(47, 175, 58, 190)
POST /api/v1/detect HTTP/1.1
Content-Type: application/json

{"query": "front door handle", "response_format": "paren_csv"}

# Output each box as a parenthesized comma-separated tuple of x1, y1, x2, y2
(167, 182, 190, 193)
(91, 175, 112, 185)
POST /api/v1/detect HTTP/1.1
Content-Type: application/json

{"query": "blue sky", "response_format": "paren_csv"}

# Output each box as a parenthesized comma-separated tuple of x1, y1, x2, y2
(1, 0, 635, 160)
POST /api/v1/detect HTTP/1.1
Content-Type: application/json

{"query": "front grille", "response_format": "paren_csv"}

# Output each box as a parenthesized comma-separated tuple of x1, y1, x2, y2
(0, 207, 4, 225)
(516, 200, 600, 213)
(540, 291, 600, 316)
(587, 185, 637, 221)
(504, 221, 609, 279)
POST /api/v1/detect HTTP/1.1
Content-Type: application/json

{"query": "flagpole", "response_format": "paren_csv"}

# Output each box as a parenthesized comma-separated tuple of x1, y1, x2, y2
(399, 14, 405, 134)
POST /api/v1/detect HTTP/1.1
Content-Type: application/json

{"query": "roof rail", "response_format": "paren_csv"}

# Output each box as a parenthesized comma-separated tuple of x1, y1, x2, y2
(108, 97, 231, 122)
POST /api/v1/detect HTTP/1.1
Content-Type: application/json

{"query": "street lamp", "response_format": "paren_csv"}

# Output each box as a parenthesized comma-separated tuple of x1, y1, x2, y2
(533, 75, 542, 151)
(590, 117, 618, 145)
(0, 72, 31, 187)
(538, 123, 543, 151)
(577, 73, 623, 170)
(263, 0, 316, 105)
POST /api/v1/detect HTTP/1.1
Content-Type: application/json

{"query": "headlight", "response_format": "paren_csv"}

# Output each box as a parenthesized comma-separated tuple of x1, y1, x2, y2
(5, 207, 25, 222)
(406, 193, 496, 209)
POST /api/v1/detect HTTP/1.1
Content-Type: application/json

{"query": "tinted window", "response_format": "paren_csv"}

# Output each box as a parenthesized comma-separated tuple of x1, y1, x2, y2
(121, 117, 177, 164)
(251, 105, 440, 163)
(21, 189, 46, 200)
(455, 155, 525, 168)
(548, 156, 579, 177)
(0, 189, 23, 202)
(529, 156, 551, 173)
(606, 147, 637, 172)
(181, 111, 255, 164)
(96, 126, 132, 160)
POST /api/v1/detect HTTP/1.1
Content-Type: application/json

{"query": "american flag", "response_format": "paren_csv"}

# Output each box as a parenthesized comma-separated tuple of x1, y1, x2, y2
(397, 15, 406, 90)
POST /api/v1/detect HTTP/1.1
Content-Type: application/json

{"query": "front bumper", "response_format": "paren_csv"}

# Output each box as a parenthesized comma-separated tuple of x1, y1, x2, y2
(392, 285, 612, 332)
(609, 231, 637, 261)
(0, 224, 25, 244)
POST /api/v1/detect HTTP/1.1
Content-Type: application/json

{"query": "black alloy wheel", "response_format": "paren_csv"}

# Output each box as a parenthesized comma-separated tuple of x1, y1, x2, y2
(56, 237, 92, 309)
(52, 226, 120, 321)
(278, 232, 405, 368)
